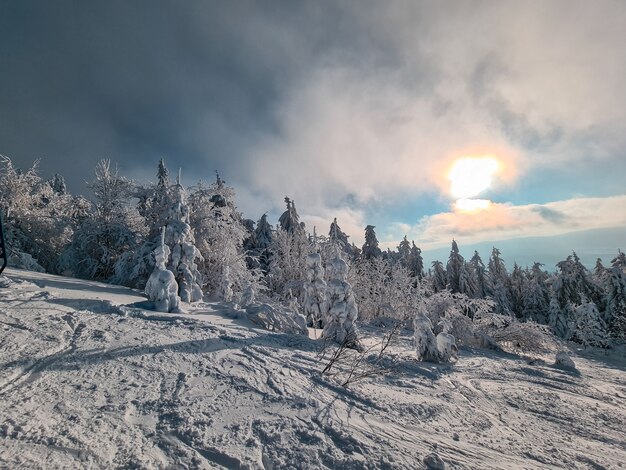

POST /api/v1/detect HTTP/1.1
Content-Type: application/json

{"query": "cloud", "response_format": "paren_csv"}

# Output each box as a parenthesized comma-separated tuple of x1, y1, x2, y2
(390, 195, 626, 250)
(239, 0, 626, 234)
(1, 0, 625, 248)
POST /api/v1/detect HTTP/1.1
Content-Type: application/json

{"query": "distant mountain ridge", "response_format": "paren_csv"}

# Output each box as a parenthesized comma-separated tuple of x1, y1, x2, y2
(421, 226, 626, 270)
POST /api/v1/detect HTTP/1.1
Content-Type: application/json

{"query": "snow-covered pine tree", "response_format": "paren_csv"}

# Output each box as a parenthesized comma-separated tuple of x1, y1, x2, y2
(611, 250, 626, 271)
(509, 263, 526, 319)
(397, 236, 411, 266)
(488, 248, 512, 317)
(574, 298, 608, 348)
(431, 260, 447, 293)
(266, 197, 311, 301)
(446, 240, 464, 293)
(278, 197, 305, 234)
(323, 252, 360, 348)
(145, 227, 181, 313)
(593, 258, 609, 285)
(49, 173, 67, 195)
(469, 251, 489, 299)
(329, 218, 351, 256)
(303, 252, 328, 328)
(165, 171, 203, 302)
(605, 265, 626, 338)
(522, 263, 549, 323)
(458, 261, 476, 297)
(408, 241, 424, 280)
(254, 213, 273, 250)
(245, 213, 273, 274)
(548, 293, 575, 340)
(553, 252, 603, 313)
(361, 225, 382, 260)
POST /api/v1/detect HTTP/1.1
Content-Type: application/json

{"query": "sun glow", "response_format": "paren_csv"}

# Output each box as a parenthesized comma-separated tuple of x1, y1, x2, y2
(448, 156, 500, 199)
(455, 198, 492, 212)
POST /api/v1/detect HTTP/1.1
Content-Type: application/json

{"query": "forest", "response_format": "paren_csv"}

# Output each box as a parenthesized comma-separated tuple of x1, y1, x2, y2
(1, 154, 625, 356)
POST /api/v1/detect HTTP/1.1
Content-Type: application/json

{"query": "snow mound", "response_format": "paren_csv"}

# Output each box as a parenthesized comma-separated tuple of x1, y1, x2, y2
(245, 303, 308, 335)
(554, 351, 577, 370)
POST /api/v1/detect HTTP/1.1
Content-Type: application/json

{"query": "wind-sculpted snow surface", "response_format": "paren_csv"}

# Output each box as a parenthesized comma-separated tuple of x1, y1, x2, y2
(1, 268, 626, 469)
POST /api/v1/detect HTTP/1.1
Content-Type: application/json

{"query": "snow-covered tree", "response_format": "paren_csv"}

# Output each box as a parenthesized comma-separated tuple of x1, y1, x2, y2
(323, 254, 360, 348)
(48, 173, 67, 195)
(488, 248, 512, 316)
(431, 260, 447, 293)
(509, 263, 526, 319)
(361, 225, 381, 260)
(61, 160, 146, 281)
(165, 172, 203, 302)
(352, 256, 416, 321)
(574, 299, 608, 348)
(593, 258, 609, 284)
(553, 252, 603, 312)
(113, 159, 175, 288)
(414, 307, 439, 362)
(329, 218, 351, 255)
(303, 252, 328, 328)
(408, 241, 424, 280)
(446, 240, 464, 293)
(522, 263, 549, 323)
(397, 236, 411, 265)
(611, 250, 626, 271)
(253, 213, 273, 250)
(245, 213, 273, 274)
(278, 197, 305, 234)
(605, 266, 626, 338)
(0, 156, 85, 272)
(414, 302, 457, 362)
(458, 262, 476, 297)
(469, 251, 489, 299)
(145, 227, 181, 313)
(548, 293, 574, 339)
(189, 174, 257, 301)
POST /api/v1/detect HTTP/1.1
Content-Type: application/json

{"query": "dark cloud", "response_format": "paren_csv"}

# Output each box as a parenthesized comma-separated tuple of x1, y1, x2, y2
(1, 0, 625, 245)
(531, 206, 568, 224)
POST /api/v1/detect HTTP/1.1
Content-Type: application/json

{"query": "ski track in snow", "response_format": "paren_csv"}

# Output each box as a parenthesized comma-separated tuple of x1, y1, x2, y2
(0, 268, 625, 469)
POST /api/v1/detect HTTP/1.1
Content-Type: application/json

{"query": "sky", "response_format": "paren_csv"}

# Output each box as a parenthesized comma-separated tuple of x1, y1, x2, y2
(1, 0, 625, 266)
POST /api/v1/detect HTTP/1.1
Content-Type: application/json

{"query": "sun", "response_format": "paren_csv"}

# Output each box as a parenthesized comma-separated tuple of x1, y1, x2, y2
(448, 156, 500, 199)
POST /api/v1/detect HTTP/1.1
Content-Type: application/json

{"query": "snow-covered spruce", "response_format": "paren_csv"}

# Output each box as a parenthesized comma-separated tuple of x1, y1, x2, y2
(323, 254, 360, 348)
(144, 228, 181, 313)
(165, 172, 203, 303)
(303, 252, 328, 328)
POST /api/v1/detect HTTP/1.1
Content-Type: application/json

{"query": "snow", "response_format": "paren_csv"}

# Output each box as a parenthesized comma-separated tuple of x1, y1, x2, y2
(1, 267, 626, 469)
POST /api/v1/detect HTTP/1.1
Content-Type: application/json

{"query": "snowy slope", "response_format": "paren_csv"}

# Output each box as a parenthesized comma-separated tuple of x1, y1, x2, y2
(1, 268, 625, 469)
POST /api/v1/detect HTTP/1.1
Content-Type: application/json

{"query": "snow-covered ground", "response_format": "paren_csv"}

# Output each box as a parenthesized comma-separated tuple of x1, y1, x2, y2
(1, 268, 625, 469)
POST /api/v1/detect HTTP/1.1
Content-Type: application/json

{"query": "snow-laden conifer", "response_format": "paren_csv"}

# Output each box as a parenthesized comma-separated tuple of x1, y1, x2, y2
(323, 253, 360, 348)
(145, 227, 181, 313)
(165, 171, 203, 302)
(303, 252, 328, 328)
